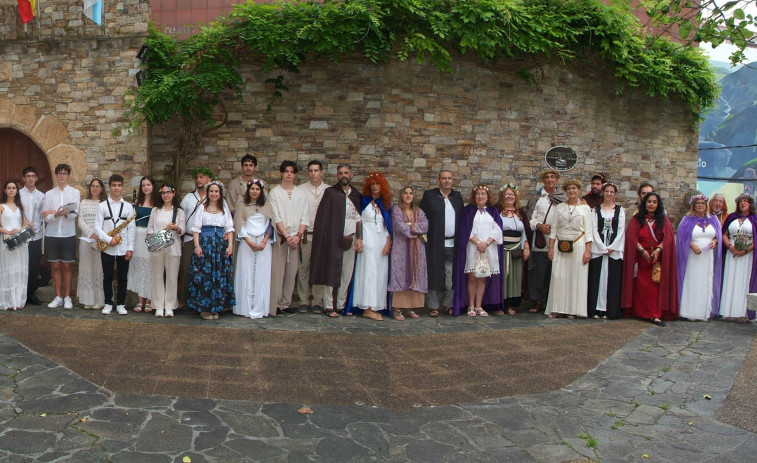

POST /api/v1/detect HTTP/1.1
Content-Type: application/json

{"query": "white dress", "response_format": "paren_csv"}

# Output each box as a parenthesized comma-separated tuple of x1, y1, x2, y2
(77, 199, 105, 307)
(234, 212, 272, 319)
(352, 204, 389, 310)
(720, 219, 754, 318)
(546, 203, 593, 317)
(127, 206, 153, 298)
(680, 224, 716, 320)
(464, 209, 503, 274)
(0, 205, 28, 309)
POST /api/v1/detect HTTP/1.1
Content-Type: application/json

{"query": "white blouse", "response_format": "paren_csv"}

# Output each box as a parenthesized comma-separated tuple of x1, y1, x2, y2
(190, 207, 234, 234)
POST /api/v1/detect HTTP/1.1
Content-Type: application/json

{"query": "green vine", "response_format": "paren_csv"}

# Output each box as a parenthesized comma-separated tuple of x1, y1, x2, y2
(124, 0, 718, 175)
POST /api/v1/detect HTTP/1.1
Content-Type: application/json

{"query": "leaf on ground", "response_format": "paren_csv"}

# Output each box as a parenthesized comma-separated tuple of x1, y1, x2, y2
(298, 407, 314, 414)
(183, 456, 192, 463)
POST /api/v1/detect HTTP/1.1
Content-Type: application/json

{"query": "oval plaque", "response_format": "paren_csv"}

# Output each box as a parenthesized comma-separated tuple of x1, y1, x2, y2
(544, 146, 578, 171)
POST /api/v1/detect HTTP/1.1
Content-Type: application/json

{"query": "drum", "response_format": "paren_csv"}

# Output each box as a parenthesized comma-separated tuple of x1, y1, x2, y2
(145, 229, 175, 252)
(3, 226, 34, 251)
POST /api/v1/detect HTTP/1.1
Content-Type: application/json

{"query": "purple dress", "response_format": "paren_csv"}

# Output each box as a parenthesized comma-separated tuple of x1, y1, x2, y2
(389, 206, 429, 294)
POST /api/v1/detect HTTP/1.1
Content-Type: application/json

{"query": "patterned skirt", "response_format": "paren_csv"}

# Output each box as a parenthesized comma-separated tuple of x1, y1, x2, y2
(188, 234, 235, 313)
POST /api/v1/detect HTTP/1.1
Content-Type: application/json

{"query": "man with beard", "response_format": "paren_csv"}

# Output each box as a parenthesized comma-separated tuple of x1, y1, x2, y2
(177, 167, 214, 308)
(309, 163, 362, 317)
(525, 168, 567, 314)
(581, 173, 606, 208)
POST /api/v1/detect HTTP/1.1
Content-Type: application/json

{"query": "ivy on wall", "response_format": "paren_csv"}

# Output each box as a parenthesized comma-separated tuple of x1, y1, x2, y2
(125, 0, 718, 183)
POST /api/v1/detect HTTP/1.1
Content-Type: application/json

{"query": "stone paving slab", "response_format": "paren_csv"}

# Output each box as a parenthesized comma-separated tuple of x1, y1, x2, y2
(0, 315, 756, 461)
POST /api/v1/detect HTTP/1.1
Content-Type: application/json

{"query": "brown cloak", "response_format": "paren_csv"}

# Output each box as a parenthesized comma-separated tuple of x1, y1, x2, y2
(309, 183, 362, 288)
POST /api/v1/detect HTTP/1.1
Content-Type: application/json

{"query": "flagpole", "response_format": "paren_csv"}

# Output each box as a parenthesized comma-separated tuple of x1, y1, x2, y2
(37, 0, 41, 35)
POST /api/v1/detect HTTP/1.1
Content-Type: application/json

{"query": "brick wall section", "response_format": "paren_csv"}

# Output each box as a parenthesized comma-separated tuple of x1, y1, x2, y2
(0, 0, 149, 190)
(150, 56, 697, 222)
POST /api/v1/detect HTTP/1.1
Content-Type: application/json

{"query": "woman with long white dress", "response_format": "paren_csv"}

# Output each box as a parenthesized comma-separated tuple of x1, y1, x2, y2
(546, 179, 593, 318)
(128, 176, 158, 313)
(350, 172, 393, 320)
(233, 180, 274, 319)
(676, 194, 722, 321)
(587, 182, 625, 319)
(720, 193, 757, 322)
(77, 178, 106, 309)
(147, 183, 185, 318)
(0, 180, 30, 311)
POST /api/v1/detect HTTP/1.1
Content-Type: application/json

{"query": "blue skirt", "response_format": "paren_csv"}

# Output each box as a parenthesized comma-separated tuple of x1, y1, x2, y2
(188, 233, 235, 313)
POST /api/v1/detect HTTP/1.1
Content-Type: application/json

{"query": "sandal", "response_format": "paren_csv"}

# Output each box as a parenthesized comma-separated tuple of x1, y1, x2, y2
(493, 310, 505, 316)
(394, 311, 405, 321)
(324, 308, 340, 318)
(144, 303, 153, 313)
(407, 311, 419, 319)
(429, 309, 439, 318)
(507, 307, 517, 315)
(134, 303, 143, 313)
(467, 306, 476, 317)
(475, 307, 488, 317)
(363, 309, 383, 321)
(200, 312, 213, 320)
(446, 308, 454, 316)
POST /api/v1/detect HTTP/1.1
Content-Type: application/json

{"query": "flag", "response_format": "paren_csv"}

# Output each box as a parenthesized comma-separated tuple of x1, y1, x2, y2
(84, 0, 103, 26)
(17, 0, 35, 24)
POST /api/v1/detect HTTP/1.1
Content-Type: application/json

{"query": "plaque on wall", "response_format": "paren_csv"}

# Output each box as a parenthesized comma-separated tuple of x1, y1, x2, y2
(544, 146, 578, 171)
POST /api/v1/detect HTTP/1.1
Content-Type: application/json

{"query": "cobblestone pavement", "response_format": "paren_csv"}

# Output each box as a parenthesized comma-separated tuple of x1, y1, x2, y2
(1, 305, 756, 461)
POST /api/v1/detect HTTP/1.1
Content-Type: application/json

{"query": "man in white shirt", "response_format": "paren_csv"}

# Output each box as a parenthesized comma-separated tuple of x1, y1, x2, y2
(95, 174, 136, 315)
(41, 163, 81, 309)
(525, 168, 567, 314)
(296, 160, 328, 313)
(177, 167, 214, 308)
(19, 166, 45, 305)
(269, 161, 309, 316)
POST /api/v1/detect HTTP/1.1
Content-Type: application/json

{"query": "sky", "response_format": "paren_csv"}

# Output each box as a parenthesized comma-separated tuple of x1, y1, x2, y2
(698, 1, 757, 66)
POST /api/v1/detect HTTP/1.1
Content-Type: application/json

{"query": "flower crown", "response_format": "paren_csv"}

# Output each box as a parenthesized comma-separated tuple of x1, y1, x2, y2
(248, 178, 265, 188)
(689, 194, 708, 205)
(499, 183, 518, 193)
(207, 180, 225, 191)
(473, 185, 491, 193)
(366, 173, 384, 180)
(601, 182, 618, 191)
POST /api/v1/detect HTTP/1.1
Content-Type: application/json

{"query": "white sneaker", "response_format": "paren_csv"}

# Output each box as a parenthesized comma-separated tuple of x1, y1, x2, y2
(48, 297, 63, 308)
(101, 304, 113, 315)
(63, 297, 73, 309)
(155, 309, 164, 317)
(165, 309, 174, 318)
(116, 305, 127, 315)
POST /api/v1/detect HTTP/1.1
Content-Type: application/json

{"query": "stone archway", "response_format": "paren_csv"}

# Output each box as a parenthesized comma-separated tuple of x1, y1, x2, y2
(0, 98, 87, 189)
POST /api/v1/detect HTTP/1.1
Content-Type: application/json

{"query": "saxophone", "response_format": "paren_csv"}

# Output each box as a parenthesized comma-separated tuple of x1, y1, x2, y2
(96, 212, 137, 251)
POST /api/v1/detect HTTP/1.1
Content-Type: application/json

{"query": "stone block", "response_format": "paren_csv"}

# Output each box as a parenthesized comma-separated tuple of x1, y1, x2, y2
(0, 62, 12, 81)
(46, 144, 87, 186)
(31, 115, 71, 151)
(10, 104, 39, 134)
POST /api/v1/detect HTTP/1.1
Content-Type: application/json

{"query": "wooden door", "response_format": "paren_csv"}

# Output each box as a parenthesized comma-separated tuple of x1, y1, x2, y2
(0, 128, 52, 191)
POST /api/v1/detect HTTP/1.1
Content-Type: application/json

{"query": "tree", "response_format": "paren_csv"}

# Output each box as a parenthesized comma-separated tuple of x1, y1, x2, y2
(640, 0, 756, 64)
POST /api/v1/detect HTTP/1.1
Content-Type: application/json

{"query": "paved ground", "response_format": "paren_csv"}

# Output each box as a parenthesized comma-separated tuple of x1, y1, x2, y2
(1, 303, 756, 461)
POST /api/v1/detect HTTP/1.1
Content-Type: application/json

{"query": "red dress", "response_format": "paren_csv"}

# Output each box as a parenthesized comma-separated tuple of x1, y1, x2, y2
(622, 215, 679, 320)
(632, 219, 663, 319)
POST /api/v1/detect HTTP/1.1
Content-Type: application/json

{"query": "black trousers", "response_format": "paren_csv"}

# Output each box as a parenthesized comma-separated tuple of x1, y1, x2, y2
(27, 239, 42, 297)
(101, 253, 130, 305)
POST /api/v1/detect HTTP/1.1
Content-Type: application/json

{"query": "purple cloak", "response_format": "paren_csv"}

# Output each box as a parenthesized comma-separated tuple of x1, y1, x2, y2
(675, 214, 723, 317)
(722, 213, 757, 319)
(451, 205, 504, 316)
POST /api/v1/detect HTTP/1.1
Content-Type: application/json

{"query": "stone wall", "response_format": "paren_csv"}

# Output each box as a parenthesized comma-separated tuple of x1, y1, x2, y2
(0, 0, 150, 191)
(151, 56, 697, 222)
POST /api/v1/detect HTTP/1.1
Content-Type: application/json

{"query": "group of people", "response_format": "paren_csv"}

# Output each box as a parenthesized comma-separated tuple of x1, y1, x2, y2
(1, 159, 755, 326)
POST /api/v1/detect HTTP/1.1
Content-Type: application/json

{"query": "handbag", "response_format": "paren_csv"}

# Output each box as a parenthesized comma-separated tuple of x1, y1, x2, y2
(557, 232, 584, 253)
(534, 202, 553, 249)
(510, 248, 523, 259)
(474, 253, 492, 278)
(651, 261, 662, 284)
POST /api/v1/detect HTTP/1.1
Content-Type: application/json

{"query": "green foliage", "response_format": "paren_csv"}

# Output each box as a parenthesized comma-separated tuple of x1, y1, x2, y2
(641, 0, 756, 65)
(126, 0, 718, 134)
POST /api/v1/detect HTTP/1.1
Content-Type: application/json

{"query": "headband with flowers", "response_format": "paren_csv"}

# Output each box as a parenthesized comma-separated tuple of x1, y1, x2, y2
(601, 182, 619, 191)
(499, 183, 518, 193)
(207, 180, 225, 191)
(689, 194, 708, 205)
(472, 184, 491, 193)
(248, 178, 265, 188)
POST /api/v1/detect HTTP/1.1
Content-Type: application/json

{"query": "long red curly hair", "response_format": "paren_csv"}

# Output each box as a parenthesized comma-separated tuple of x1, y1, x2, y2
(362, 172, 392, 208)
